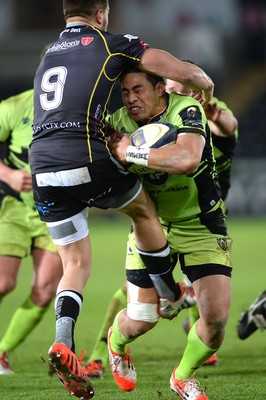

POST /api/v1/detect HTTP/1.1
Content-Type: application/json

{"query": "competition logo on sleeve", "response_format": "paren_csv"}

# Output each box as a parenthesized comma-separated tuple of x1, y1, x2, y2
(187, 106, 197, 119)
(81, 37, 94, 46)
(180, 105, 203, 129)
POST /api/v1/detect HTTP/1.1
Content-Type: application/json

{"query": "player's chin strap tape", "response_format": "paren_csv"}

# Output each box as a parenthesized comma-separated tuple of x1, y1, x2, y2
(125, 145, 150, 166)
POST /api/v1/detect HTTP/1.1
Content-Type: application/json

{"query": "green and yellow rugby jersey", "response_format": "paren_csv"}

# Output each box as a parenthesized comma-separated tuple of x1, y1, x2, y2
(108, 93, 221, 222)
(0, 89, 35, 208)
(211, 97, 238, 200)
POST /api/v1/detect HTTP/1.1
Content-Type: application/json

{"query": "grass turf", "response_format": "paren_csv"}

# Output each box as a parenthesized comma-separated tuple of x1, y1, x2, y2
(0, 215, 266, 399)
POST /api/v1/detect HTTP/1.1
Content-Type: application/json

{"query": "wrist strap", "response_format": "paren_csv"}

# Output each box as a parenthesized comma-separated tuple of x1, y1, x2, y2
(126, 145, 150, 166)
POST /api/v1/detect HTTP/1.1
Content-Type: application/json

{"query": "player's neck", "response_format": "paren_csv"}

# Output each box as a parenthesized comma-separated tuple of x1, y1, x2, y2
(66, 17, 95, 28)
(146, 105, 168, 124)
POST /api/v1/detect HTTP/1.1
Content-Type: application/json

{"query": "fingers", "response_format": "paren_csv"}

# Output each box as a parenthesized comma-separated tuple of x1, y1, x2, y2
(202, 82, 214, 105)
(10, 170, 32, 192)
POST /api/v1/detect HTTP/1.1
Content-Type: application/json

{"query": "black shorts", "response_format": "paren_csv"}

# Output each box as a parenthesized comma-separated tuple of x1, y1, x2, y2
(32, 157, 141, 222)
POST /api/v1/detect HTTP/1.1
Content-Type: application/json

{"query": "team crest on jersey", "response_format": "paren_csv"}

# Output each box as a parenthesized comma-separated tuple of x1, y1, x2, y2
(217, 238, 228, 251)
(81, 37, 94, 46)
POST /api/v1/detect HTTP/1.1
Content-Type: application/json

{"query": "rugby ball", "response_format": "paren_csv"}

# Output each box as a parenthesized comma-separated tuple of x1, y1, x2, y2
(128, 122, 177, 174)
(130, 122, 177, 148)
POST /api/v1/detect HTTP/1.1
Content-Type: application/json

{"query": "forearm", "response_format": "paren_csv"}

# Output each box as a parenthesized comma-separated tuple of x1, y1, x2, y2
(140, 49, 214, 92)
(147, 146, 199, 175)
(210, 110, 238, 137)
(126, 144, 200, 175)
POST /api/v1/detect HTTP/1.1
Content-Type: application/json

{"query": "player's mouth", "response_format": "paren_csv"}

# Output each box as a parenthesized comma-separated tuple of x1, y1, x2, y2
(129, 106, 141, 116)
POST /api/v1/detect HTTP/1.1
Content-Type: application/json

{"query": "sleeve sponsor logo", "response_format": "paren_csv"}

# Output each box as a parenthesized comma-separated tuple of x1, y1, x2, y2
(124, 34, 139, 42)
(123, 34, 148, 48)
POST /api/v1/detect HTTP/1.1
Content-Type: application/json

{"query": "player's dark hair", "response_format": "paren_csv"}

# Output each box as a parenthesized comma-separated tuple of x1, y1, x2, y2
(63, 0, 109, 20)
(120, 68, 164, 88)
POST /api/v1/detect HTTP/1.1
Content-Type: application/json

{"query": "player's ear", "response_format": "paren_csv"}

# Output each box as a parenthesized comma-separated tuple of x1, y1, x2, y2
(95, 8, 104, 25)
(156, 81, 166, 97)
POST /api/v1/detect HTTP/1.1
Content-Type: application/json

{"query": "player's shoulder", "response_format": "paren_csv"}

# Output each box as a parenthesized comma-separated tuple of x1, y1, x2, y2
(108, 106, 129, 124)
(104, 30, 149, 52)
(168, 93, 205, 116)
(0, 89, 33, 109)
(169, 92, 201, 108)
(108, 107, 139, 134)
(16, 88, 34, 104)
(0, 88, 33, 133)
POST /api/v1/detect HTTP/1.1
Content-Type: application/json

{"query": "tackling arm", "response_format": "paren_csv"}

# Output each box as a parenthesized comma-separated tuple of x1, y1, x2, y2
(139, 49, 214, 105)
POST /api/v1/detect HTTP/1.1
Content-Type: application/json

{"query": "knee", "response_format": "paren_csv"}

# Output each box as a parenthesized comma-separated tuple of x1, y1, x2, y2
(127, 302, 159, 329)
(128, 320, 156, 338)
(203, 310, 229, 335)
(0, 276, 17, 298)
(209, 317, 228, 334)
(31, 282, 57, 307)
(122, 190, 157, 221)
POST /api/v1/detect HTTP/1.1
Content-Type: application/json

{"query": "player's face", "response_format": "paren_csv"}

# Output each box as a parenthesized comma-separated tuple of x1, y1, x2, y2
(165, 79, 192, 96)
(121, 73, 163, 124)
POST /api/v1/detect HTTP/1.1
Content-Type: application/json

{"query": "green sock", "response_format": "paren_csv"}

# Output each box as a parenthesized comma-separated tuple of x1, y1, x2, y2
(88, 286, 127, 366)
(175, 322, 218, 380)
(109, 309, 135, 355)
(0, 296, 47, 353)
(188, 304, 200, 328)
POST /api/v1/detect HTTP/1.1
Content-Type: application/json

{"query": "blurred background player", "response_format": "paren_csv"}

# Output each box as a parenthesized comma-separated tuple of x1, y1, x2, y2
(0, 88, 63, 375)
(165, 77, 238, 367)
(237, 290, 266, 339)
(85, 70, 238, 377)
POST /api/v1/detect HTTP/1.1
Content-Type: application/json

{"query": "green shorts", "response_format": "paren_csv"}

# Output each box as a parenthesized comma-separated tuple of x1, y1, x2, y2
(125, 207, 232, 285)
(0, 196, 57, 258)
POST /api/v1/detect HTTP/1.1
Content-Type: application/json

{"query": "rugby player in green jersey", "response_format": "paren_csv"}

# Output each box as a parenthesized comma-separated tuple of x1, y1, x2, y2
(87, 69, 232, 400)
(86, 76, 238, 379)
(0, 89, 62, 374)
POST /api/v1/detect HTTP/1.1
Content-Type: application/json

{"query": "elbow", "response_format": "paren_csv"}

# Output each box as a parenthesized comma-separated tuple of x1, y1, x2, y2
(225, 119, 238, 137)
(184, 159, 199, 174)
(233, 118, 238, 132)
(227, 116, 238, 135)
